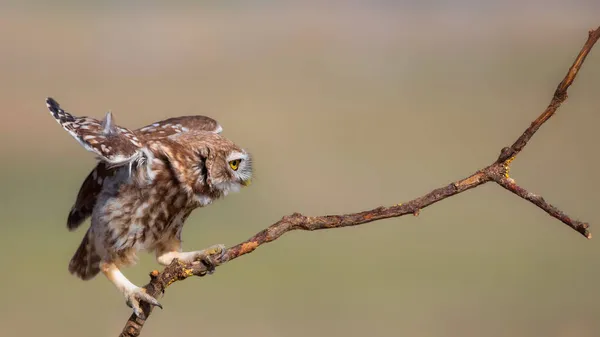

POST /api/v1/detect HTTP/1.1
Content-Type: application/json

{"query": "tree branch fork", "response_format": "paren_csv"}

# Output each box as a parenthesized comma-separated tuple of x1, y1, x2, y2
(120, 26, 600, 337)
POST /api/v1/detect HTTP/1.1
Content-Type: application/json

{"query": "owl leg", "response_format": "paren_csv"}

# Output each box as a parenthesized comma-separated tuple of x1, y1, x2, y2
(100, 261, 162, 319)
(156, 241, 226, 273)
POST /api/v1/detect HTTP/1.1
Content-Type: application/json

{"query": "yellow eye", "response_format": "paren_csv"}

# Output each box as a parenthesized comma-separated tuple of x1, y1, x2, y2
(229, 159, 241, 171)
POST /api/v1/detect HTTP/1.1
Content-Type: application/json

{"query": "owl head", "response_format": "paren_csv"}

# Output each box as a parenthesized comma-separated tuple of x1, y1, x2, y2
(154, 131, 253, 202)
(200, 139, 253, 195)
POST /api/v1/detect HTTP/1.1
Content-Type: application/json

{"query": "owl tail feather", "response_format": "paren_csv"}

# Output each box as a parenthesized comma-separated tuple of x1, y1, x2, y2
(68, 229, 102, 280)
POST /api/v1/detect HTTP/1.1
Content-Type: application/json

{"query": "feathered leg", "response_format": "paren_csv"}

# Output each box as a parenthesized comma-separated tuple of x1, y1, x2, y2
(100, 261, 162, 319)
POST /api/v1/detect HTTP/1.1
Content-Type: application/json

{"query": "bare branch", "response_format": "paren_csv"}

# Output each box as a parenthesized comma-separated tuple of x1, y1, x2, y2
(119, 26, 600, 337)
(491, 174, 590, 238)
(497, 27, 600, 163)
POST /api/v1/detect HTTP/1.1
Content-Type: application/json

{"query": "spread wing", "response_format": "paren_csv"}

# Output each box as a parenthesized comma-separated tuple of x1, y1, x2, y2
(135, 115, 222, 140)
(46, 97, 143, 166)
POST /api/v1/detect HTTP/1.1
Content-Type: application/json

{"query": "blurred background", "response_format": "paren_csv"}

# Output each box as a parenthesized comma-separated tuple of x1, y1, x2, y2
(1, 1, 599, 336)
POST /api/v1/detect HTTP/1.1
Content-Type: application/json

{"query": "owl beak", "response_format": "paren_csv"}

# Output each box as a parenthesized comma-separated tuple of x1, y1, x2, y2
(241, 179, 252, 187)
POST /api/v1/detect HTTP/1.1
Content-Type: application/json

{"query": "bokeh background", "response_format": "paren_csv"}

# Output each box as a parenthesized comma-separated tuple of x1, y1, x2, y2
(1, 1, 599, 336)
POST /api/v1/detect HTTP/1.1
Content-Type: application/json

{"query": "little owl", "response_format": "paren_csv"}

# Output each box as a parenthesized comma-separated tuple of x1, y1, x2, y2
(44, 97, 252, 318)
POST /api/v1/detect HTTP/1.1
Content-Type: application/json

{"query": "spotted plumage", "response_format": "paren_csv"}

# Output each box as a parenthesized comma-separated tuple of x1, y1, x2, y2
(67, 114, 224, 232)
(46, 98, 143, 166)
(45, 97, 253, 318)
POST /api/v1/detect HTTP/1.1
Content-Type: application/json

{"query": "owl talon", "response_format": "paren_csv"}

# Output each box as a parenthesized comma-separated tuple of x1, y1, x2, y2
(193, 244, 226, 274)
(124, 286, 162, 319)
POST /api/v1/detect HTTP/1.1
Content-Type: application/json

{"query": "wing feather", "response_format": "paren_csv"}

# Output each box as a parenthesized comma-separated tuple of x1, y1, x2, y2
(67, 163, 114, 230)
(46, 97, 142, 166)
(135, 115, 222, 140)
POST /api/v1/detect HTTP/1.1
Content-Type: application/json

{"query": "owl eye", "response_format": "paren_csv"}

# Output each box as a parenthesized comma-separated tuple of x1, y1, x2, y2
(229, 159, 241, 171)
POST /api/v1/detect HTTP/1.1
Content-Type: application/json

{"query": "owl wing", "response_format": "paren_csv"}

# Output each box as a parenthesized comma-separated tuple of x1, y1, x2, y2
(46, 97, 143, 167)
(134, 115, 222, 140)
(66, 162, 115, 231)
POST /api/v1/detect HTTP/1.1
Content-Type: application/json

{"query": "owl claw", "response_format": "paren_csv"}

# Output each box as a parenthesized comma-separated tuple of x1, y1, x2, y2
(124, 286, 162, 319)
(194, 244, 226, 274)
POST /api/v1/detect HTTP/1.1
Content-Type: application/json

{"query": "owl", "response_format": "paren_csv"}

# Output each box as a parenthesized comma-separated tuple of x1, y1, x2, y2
(45, 97, 252, 318)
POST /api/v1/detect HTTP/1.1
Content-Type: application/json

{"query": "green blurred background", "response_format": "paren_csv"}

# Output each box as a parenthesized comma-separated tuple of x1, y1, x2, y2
(1, 1, 599, 336)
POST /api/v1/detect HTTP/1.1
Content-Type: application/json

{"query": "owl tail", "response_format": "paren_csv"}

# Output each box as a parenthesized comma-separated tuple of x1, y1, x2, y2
(68, 229, 102, 280)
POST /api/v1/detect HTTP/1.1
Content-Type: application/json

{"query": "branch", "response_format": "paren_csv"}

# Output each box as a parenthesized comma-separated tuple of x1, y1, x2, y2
(119, 26, 600, 337)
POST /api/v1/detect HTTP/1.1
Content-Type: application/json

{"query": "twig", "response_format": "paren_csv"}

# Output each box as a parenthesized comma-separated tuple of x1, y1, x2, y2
(119, 26, 600, 337)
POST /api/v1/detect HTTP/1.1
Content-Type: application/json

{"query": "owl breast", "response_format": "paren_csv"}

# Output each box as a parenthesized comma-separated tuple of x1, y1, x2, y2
(92, 162, 196, 264)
